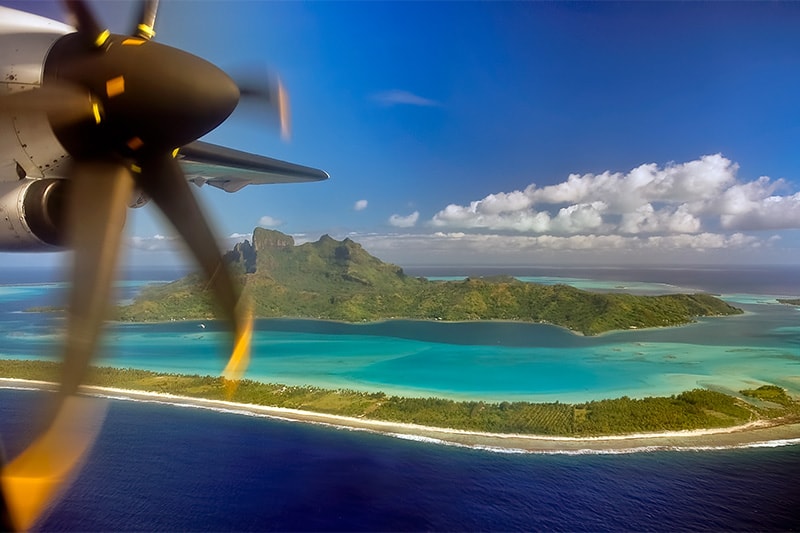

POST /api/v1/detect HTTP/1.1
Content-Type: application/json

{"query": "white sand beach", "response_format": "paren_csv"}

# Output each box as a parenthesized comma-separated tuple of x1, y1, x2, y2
(3, 378, 798, 454)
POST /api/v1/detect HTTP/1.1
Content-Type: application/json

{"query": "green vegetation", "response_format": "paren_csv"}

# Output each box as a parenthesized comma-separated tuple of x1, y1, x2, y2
(777, 298, 800, 306)
(742, 384, 792, 404)
(3, 360, 797, 437)
(115, 229, 743, 335)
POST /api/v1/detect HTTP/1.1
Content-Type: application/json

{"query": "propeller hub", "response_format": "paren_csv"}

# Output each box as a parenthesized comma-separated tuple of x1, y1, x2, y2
(44, 32, 240, 159)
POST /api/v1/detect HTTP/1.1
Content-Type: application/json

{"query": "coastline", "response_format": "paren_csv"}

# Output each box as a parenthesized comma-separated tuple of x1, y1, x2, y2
(109, 313, 718, 339)
(3, 378, 799, 454)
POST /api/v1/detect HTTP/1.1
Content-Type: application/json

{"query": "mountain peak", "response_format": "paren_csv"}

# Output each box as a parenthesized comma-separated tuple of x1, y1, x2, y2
(252, 228, 295, 252)
(123, 229, 743, 334)
(223, 229, 406, 286)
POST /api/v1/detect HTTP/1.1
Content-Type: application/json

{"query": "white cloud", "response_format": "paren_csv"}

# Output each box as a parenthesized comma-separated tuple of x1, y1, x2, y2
(354, 199, 368, 211)
(258, 215, 283, 228)
(361, 231, 764, 253)
(222, 233, 254, 248)
(619, 204, 701, 234)
(388, 211, 420, 228)
(431, 155, 800, 236)
(550, 201, 608, 234)
(431, 200, 609, 234)
(719, 192, 800, 230)
(527, 154, 738, 211)
(372, 89, 440, 107)
(130, 233, 250, 253)
(351, 230, 775, 266)
(432, 203, 551, 232)
(471, 191, 532, 215)
(290, 233, 313, 245)
(128, 234, 176, 251)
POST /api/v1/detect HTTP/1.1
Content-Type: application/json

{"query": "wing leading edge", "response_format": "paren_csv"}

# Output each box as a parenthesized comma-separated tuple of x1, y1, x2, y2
(178, 140, 329, 193)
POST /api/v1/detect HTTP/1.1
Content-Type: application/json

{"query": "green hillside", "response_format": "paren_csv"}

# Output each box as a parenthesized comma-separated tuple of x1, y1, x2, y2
(116, 229, 743, 335)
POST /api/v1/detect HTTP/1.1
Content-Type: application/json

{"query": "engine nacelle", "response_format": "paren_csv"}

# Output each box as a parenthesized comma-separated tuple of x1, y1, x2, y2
(0, 178, 68, 250)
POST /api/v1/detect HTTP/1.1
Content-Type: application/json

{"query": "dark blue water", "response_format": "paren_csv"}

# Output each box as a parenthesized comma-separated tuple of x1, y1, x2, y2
(1, 388, 798, 532)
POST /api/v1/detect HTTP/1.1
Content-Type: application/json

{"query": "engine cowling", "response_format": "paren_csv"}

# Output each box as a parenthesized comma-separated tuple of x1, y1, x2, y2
(0, 178, 68, 250)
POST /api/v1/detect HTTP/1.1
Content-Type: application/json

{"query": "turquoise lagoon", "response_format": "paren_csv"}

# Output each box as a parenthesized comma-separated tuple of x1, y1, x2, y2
(0, 271, 798, 404)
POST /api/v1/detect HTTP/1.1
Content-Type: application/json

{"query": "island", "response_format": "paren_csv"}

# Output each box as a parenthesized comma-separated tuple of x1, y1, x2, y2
(1, 360, 799, 453)
(116, 228, 743, 336)
(777, 298, 800, 306)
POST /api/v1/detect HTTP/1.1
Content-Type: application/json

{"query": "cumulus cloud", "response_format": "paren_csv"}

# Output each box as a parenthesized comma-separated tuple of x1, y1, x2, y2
(354, 199, 368, 211)
(719, 192, 800, 230)
(432, 200, 609, 234)
(372, 89, 440, 107)
(431, 154, 800, 235)
(258, 215, 283, 228)
(550, 202, 608, 234)
(388, 211, 420, 228)
(526, 154, 737, 211)
(619, 203, 702, 234)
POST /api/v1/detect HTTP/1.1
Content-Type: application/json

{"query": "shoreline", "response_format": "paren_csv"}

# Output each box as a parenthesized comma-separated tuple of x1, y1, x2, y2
(3, 378, 799, 454)
(107, 313, 722, 340)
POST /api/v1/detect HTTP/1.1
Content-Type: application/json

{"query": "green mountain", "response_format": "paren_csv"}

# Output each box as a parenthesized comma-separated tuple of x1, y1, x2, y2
(117, 228, 743, 335)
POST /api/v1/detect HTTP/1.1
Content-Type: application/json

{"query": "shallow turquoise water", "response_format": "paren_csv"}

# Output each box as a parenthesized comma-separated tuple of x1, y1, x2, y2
(1, 276, 798, 403)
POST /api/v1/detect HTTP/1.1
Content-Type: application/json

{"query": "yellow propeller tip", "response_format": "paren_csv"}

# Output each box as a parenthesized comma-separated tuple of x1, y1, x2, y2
(1, 396, 107, 531)
(222, 307, 254, 400)
(278, 80, 291, 141)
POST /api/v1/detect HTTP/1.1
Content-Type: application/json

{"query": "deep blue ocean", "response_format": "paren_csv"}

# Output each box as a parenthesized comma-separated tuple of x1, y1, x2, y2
(1, 265, 799, 531)
(1, 387, 800, 532)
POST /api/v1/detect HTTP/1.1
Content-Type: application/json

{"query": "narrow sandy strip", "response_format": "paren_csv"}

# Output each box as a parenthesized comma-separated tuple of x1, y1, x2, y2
(2, 378, 799, 454)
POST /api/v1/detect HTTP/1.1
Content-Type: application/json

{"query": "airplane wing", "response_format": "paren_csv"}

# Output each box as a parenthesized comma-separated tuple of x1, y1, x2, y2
(178, 140, 329, 193)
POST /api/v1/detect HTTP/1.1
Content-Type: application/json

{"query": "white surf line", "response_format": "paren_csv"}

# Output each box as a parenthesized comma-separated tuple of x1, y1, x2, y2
(86, 385, 779, 442)
(2, 378, 797, 448)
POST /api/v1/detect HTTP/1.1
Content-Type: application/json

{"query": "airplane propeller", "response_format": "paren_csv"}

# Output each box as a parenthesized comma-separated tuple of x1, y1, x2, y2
(236, 72, 292, 140)
(132, 0, 159, 40)
(0, 0, 285, 529)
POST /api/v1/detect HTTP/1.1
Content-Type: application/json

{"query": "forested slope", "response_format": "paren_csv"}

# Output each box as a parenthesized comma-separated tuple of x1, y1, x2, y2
(117, 229, 742, 335)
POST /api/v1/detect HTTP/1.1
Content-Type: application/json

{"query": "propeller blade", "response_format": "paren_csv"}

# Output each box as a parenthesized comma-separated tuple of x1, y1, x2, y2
(132, 0, 159, 40)
(59, 161, 134, 399)
(62, 0, 110, 49)
(276, 79, 290, 141)
(237, 74, 291, 140)
(135, 154, 252, 393)
(1, 161, 133, 531)
(0, 86, 100, 128)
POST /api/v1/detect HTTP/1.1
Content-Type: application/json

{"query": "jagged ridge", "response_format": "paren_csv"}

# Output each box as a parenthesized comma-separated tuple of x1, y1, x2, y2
(117, 229, 743, 335)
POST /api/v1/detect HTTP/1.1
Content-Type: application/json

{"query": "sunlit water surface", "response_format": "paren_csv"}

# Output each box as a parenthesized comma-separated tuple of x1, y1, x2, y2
(1, 268, 797, 403)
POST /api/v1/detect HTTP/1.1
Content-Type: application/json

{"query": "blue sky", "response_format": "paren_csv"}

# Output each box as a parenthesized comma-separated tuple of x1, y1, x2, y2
(4, 1, 800, 268)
